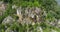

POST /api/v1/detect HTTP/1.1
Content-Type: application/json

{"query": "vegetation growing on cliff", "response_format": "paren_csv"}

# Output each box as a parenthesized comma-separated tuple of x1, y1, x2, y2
(0, 0, 60, 32)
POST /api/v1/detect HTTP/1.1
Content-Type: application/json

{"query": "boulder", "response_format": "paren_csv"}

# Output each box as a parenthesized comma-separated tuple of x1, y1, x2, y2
(5, 28, 14, 32)
(2, 16, 15, 25)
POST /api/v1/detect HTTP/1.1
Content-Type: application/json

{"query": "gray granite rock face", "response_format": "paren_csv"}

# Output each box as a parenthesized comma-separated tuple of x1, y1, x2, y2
(2, 16, 15, 25)
(16, 7, 42, 23)
(0, 1, 7, 16)
(5, 28, 18, 32)
(5, 28, 15, 32)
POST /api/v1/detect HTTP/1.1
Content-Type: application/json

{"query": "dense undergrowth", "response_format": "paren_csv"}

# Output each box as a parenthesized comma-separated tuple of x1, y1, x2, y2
(0, 0, 60, 32)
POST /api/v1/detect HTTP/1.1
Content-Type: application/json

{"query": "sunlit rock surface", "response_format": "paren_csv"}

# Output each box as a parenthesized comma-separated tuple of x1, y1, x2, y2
(2, 16, 15, 25)
(5, 28, 15, 32)
(16, 7, 42, 24)
(0, 1, 7, 16)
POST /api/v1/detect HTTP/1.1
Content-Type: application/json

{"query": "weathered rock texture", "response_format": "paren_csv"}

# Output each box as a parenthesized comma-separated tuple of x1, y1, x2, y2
(0, 1, 7, 16)
(2, 16, 15, 25)
(16, 7, 42, 24)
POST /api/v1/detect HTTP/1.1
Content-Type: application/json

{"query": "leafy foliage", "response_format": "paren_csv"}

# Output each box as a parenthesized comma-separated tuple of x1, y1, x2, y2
(0, 0, 60, 32)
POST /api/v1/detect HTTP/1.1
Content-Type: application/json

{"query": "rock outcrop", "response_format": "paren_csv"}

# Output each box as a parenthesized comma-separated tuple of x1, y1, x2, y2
(0, 1, 7, 16)
(16, 7, 42, 24)
(2, 16, 15, 25)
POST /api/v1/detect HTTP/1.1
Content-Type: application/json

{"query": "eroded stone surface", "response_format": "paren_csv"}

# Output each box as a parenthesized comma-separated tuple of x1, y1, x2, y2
(0, 1, 7, 16)
(16, 7, 42, 23)
(2, 16, 15, 25)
